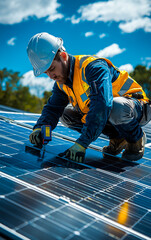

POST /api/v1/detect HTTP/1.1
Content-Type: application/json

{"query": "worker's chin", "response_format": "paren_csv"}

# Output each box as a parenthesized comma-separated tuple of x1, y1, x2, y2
(56, 78, 66, 84)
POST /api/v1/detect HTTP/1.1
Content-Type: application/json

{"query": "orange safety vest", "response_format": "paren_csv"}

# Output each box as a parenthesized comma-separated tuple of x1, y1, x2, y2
(57, 55, 149, 123)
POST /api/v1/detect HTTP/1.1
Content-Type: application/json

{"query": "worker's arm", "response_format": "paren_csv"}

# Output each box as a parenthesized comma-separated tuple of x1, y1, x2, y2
(76, 59, 114, 148)
(60, 59, 114, 162)
(29, 83, 69, 145)
(34, 82, 69, 130)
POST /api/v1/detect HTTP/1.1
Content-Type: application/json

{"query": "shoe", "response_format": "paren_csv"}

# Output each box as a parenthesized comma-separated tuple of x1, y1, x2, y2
(122, 132, 146, 161)
(102, 138, 127, 156)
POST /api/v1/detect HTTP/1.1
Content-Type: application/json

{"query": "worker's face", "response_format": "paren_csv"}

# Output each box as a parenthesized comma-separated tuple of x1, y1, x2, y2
(44, 53, 69, 84)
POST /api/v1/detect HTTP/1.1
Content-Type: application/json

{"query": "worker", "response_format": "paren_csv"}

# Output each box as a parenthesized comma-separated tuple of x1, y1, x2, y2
(27, 32, 151, 163)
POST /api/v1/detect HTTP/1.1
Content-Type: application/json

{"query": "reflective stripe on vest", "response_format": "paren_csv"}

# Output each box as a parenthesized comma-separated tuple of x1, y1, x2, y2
(82, 68, 87, 83)
(81, 92, 88, 102)
(59, 84, 64, 92)
(79, 56, 91, 68)
(118, 77, 133, 96)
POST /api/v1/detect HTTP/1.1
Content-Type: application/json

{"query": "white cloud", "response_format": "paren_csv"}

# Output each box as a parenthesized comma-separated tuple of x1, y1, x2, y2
(66, 15, 81, 24)
(70, 0, 151, 33)
(119, 64, 134, 73)
(0, 0, 63, 24)
(85, 31, 94, 37)
(99, 33, 106, 39)
(119, 17, 151, 33)
(47, 13, 63, 22)
(7, 37, 16, 46)
(21, 71, 55, 97)
(96, 43, 126, 58)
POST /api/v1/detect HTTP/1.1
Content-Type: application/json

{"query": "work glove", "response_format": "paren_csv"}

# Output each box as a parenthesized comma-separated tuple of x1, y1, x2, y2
(59, 143, 86, 163)
(29, 128, 42, 146)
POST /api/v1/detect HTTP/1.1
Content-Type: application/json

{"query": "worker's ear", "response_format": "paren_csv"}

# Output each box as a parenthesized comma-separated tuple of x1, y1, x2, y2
(60, 52, 68, 61)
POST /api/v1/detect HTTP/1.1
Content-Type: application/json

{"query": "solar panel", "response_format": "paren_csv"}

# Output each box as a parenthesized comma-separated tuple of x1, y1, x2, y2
(0, 109, 151, 240)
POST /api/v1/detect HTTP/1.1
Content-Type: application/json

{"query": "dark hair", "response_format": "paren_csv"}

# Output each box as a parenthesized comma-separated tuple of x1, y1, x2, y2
(54, 49, 63, 62)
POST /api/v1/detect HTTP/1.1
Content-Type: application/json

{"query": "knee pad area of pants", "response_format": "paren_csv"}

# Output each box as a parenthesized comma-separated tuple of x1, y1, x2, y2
(109, 98, 135, 125)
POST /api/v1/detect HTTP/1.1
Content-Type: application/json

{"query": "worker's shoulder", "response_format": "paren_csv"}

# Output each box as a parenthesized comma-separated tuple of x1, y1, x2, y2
(74, 55, 110, 75)
(85, 57, 110, 74)
(74, 55, 106, 66)
(79, 55, 109, 69)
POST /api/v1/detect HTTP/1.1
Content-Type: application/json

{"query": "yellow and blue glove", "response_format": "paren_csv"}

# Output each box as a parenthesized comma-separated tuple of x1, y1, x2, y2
(59, 143, 86, 163)
(29, 128, 42, 146)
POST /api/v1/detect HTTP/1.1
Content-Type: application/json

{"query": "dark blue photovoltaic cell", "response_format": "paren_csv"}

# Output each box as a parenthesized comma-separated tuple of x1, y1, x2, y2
(118, 181, 145, 193)
(0, 111, 151, 240)
(140, 188, 151, 198)
(7, 189, 63, 215)
(0, 198, 37, 228)
(48, 206, 94, 231)
(105, 186, 136, 199)
(41, 181, 88, 202)
(105, 202, 147, 228)
(0, 177, 25, 195)
(78, 192, 122, 214)
(82, 169, 122, 184)
(69, 172, 112, 190)
(18, 218, 72, 240)
(129, 194, 151, 210)
(133, 212, 151, 238)
(0, 166, 28, 176)
(139, 174, 151, 186)
(120, 165, 151, 180)
(49, 166, 77, 175)
(76, 220, 126, 240)
(17, 173, 47, 184)
(122, 235, 142, 240)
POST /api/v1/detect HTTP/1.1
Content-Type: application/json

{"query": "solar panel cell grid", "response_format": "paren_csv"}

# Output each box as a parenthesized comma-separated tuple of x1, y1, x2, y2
(133, 212, 151, 237)
(0, 111, 151, 240)
(105, 203, 148, 228)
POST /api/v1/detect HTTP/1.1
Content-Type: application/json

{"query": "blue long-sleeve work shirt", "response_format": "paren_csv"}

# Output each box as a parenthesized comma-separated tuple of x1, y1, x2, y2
(34, 54, 120, 148)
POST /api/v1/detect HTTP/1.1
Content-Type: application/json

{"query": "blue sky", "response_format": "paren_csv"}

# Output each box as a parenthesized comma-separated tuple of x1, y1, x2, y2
(0, 0, 151, 97)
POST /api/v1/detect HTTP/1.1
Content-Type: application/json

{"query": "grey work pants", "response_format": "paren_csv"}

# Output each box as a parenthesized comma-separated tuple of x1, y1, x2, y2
(60, 97, 150, 142)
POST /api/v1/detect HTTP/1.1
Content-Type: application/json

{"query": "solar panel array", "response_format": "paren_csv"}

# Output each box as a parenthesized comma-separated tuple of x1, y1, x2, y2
(0, 110, 151, 240)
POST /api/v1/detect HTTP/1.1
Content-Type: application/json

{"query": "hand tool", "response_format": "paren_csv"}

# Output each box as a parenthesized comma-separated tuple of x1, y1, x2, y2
(25, 125, 51, 161)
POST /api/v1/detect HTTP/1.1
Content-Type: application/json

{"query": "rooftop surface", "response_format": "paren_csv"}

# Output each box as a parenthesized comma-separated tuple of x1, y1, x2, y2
(0, 108, 151, 240)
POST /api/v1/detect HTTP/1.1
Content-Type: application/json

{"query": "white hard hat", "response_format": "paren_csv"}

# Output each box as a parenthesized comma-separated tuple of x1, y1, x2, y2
(27, 32, 64, 76)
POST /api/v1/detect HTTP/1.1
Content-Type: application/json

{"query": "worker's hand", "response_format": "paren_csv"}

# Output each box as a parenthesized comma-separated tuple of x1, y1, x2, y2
(29, 128, 42, 146)
(59, 143, 86, 163)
